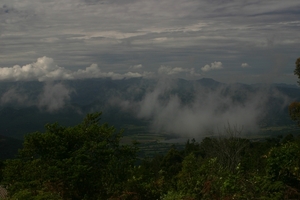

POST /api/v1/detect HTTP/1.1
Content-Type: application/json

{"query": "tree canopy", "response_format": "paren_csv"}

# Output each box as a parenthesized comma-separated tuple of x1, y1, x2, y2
(289, 57, 300, 125)
(1, 107, 300, 199)
(294, 57, 300, 85)
(2, 112, 137, 199)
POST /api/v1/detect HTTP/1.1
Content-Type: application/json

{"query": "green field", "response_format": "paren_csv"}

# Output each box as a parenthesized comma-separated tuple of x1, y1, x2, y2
(120, 124, 300, 158)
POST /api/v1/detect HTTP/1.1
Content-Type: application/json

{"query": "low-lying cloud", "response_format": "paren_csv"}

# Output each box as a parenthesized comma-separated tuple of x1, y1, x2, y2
(0, 82, 74, 113)
(38, 83, 73, 112)
(116, 80, 291, 137)
(1, 88, 30, 106)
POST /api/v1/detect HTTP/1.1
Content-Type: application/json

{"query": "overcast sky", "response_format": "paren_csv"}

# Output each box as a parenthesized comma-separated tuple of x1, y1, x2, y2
(1, 0, 300, 84)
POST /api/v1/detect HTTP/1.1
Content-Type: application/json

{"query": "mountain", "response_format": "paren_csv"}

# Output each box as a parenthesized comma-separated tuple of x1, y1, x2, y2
(0, 78, 299, 140)
(196, 78, 223, 88)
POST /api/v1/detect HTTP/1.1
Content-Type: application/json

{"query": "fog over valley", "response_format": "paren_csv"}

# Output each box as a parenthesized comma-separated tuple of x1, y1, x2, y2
(0, 77, 297, 139)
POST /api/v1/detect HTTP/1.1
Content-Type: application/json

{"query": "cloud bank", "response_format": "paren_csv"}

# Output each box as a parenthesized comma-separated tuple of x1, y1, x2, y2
(0, 57, 207, 81)
(0, 57, 147, 81)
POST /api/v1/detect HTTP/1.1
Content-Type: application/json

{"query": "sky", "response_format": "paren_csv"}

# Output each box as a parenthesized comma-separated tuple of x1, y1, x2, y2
(1, 0, 300, 84)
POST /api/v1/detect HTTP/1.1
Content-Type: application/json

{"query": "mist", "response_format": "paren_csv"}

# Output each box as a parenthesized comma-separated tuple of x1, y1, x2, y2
(0, 82, 74, 113)
(0, 88, 30, 106)
(116, 79, 291, 137)
(38, 82, 73, 112)
(0, 76, 293, 136)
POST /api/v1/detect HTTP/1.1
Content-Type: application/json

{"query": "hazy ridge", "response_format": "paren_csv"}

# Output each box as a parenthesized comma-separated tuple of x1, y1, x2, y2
(0, 78, 298, 139)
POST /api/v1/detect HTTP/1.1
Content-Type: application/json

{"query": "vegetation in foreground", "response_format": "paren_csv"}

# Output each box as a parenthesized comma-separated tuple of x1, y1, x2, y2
(0, 112, 300, 200)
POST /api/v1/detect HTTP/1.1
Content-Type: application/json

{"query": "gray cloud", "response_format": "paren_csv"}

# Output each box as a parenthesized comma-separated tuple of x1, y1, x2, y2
(0, 82, 75, 113)
(129, 64, 143, 70)
(38, 82, 73, 112)
(241, 63, 250, 68)
(0, 0, 300, 84)
(0, 88, 30, 106)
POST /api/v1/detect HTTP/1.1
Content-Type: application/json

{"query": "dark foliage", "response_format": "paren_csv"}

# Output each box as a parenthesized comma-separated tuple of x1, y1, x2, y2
(1, 113, 300, 199)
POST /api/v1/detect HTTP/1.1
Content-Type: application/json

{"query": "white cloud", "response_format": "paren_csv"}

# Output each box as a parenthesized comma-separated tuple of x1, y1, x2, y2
(72, 64, 149, 80)
(0, 57, 146, 81)
(157, 66, 202, 79)
(189, 68, 202, 78)
(0, 57, 72, 81)
(201, 62, 223, 72)
(241, 63, 250, 68)
(158, 66, 190, 75)
(38, 82, 73, 112)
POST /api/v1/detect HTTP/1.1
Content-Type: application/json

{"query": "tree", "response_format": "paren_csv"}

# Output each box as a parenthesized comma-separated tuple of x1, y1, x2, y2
(289, 57, 300, 125)
(2, 112, 137, 200)
(289, 101, 300, 125)
(294, 57, 300, 85)
(203, 124, 248, 173)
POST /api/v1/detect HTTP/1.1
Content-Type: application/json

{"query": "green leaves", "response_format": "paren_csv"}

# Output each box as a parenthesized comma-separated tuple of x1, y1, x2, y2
(294, 57, 300, 85)
(266, 142, 300, 185)
(2, 111, 300, 199)
(2, 112, 137, 199)
(290, 57, 300, 125)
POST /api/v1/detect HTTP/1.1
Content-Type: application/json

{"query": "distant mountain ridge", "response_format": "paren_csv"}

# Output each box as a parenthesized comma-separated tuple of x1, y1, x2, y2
(0, 77, 299, 140)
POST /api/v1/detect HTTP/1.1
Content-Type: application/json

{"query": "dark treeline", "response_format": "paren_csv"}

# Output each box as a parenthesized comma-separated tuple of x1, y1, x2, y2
(0, 112, 300, 200)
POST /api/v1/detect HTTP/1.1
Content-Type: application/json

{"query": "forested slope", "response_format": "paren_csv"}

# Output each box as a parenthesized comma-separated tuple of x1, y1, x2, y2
(1, 113, 299, 200)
